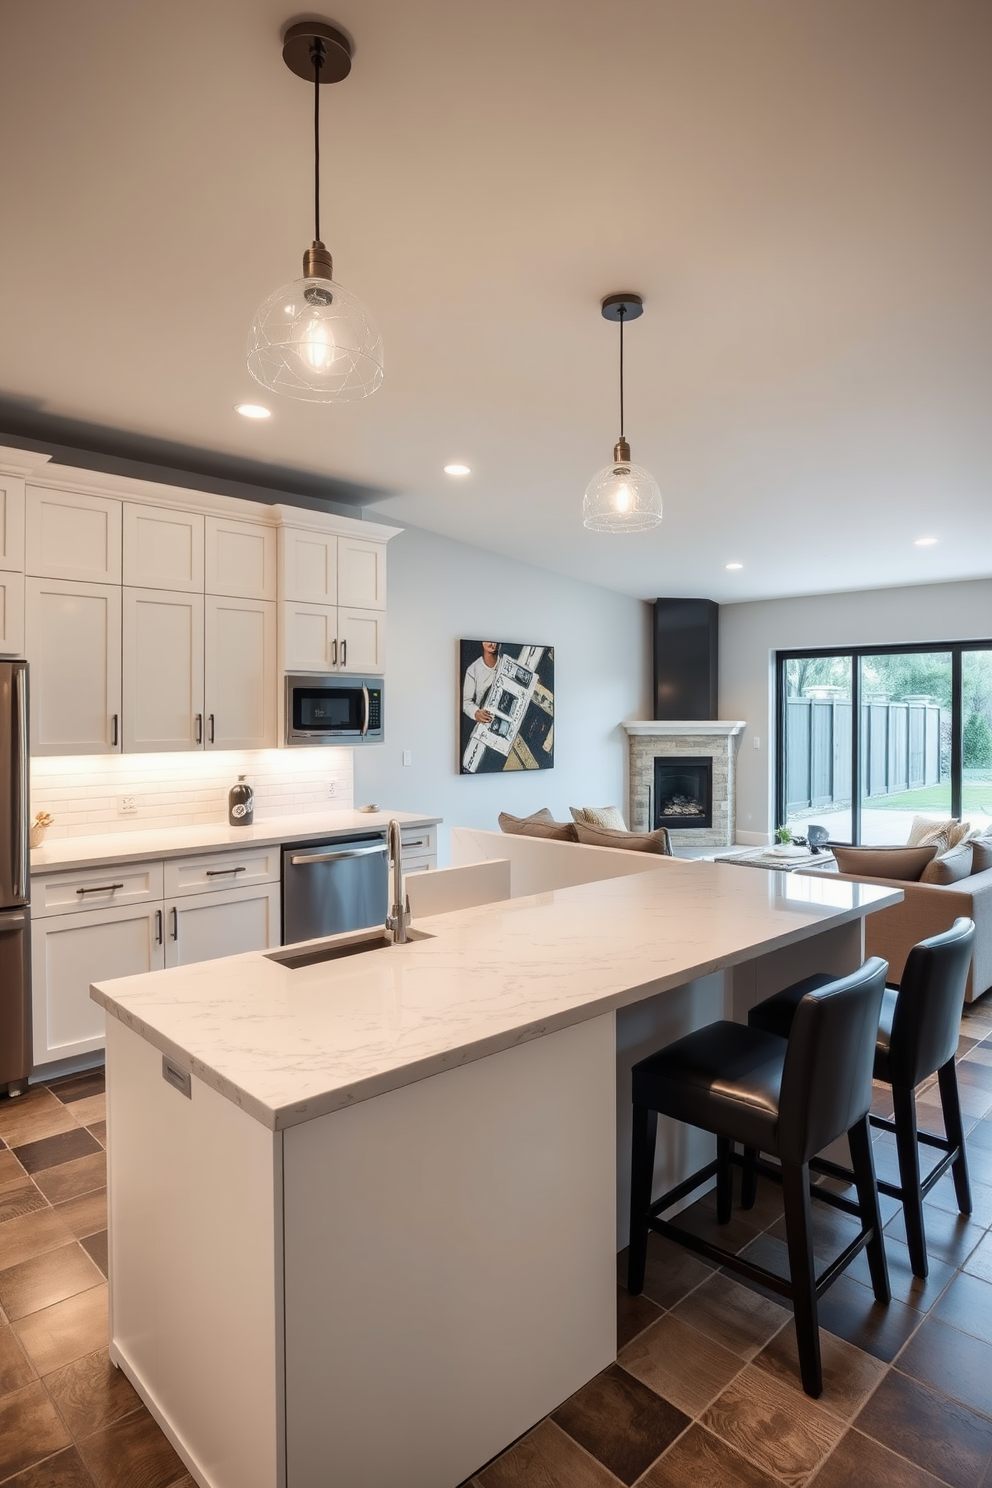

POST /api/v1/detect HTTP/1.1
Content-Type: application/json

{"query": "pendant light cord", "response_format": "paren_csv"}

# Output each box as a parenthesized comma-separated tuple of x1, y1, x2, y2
(618, 303, 626, 439)
(312, 40, 325, 242)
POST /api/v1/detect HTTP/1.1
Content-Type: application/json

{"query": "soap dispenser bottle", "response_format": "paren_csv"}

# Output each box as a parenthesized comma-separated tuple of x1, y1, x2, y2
(228, 775, 254, 827)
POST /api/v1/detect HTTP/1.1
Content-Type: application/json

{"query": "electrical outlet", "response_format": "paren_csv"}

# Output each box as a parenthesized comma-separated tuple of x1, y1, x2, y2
(402, 750, 412, 767)
(327, 780, 336, 798)
(119, 795, 137, 815)
(753, 735, 761, 750)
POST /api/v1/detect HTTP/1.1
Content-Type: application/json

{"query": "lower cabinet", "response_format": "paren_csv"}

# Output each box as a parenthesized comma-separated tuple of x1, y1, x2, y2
(30, 851, 282, 1070)
(32, 901, 165, 1067)
(165, 883, 281, 968)
(401, 824, 437, 876)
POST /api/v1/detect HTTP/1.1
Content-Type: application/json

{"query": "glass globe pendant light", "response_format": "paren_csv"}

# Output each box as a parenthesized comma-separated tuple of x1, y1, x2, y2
(583, 294, 661, 532)
(247, 22, 383, 402)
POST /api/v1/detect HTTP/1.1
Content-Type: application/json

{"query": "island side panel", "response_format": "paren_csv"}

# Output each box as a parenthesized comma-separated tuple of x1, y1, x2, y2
(282, 1014, 617, 1488)
(105, 1017, 283, 1488)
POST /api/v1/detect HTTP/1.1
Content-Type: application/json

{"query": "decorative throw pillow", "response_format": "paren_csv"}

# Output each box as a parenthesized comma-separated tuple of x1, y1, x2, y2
(573, 821, 672, 855)
(968, 829, 992, 874)
(497, 809, 577, 842)
(832, 844, 937, 882)
(907, 816, 971, 850)
(920, 841, 974, 885)
(569, 805, 627, 832)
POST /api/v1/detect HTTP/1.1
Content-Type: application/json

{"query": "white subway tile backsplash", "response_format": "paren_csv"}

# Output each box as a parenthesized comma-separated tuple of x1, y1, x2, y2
(31, 749, 355, 837)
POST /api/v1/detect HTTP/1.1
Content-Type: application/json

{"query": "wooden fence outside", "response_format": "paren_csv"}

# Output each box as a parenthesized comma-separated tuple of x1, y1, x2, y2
(785, 699, 943, 812)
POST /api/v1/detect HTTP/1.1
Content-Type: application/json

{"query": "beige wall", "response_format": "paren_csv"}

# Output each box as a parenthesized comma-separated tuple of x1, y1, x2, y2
(719, 578, 992, 843)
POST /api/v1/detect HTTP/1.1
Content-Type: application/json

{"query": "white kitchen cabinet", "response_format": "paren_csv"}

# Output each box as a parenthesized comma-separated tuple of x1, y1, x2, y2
(123, 588, 204, 752)
(280, 527, 337, 605)
(204, 595, 277, 750)
(164, 847, 279, 898)
(32, 901, 165, 1066)
(164, 882, 281, 967)
(26, 486, 122, 583)
(123, 504, 204, 593)
(337, 607, 384, 673)
(205, 516, 277, 600)
(337, 536, 386, 611)
(400, 824, 437, 876)
(0, 475, 25, 572)
(281, 600, 384, 675)
(0, 571, 24, 656)
(26, 577, 122, 755)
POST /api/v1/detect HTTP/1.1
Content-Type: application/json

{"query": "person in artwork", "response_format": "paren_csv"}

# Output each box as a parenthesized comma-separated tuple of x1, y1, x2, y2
(462, 640, 500, 724)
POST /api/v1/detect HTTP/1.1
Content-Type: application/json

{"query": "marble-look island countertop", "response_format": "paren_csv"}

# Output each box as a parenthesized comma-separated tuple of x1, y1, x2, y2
(30, 810, 441, 873)
(92, 859, 901, 1132)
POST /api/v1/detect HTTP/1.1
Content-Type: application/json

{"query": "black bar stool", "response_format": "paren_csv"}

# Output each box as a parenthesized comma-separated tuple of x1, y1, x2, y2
(627, 957, 890, 1398)
(745, 917, 976, 1279)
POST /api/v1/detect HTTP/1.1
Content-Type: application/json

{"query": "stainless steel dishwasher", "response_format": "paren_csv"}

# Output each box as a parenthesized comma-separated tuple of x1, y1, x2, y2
(281, 834, 389, 945)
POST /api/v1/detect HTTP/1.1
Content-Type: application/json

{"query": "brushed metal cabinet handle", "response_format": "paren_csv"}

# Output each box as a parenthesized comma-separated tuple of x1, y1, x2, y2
(205, 866, 247, 876)
(331, 638, 338, 666)
(76, 883, 124, 895)
(208, 714, 215, 744)
(155, 908, 163, 945)
(111, 713, 119, 747)
(171, 906, 178, 940)
(195, 713, 202, 744)
(341, 638, 347, 668)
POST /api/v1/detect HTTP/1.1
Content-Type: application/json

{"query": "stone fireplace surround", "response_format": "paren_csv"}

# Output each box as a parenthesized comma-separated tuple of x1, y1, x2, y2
(622, 720, 746, 849)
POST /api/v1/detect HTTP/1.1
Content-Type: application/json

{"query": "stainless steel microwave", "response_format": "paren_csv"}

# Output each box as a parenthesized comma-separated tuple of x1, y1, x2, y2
(285, 675, 384, 746)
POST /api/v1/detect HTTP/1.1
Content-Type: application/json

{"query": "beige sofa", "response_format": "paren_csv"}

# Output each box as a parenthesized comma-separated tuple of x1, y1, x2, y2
(799, 861, 992, 1002)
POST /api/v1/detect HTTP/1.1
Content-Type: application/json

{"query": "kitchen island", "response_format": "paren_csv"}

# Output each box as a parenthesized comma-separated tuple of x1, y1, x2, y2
(92, 857, 900, 1488)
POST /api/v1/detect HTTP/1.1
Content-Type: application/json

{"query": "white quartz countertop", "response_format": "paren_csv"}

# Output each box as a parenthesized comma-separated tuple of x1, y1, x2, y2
(92, 859, 902, 1132)
(30, 811, 441, 873)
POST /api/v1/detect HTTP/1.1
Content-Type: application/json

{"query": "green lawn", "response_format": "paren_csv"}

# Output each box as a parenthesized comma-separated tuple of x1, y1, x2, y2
(869, 779, 992, 812)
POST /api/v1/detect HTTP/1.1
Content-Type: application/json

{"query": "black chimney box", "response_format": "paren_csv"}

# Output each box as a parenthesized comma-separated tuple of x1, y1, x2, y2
(653, 598, 718, 720)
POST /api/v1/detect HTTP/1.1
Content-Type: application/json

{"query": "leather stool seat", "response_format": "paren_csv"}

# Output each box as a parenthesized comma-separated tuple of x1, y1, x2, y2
(746, 917, 977, 1280)
(627, 957, 891, 1399)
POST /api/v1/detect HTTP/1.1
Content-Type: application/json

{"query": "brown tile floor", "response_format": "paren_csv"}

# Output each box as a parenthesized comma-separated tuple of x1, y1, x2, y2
(0, 1070, 189, 1487)
(5, 1001, 992, 1487)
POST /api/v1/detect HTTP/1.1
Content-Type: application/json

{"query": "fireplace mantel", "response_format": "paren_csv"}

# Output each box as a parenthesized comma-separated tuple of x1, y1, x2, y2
(621, 720, 746, 738)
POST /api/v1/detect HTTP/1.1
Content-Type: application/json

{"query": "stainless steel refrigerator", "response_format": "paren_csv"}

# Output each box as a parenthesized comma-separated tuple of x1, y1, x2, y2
(0, 660, 30, 1096)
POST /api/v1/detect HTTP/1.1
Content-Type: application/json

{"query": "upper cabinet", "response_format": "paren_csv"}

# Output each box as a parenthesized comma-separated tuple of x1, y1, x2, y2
(7, 452, 399, 752)
(0, 476, 25, 572)
(205, 516, 277, 601)
(26, 488, 122, 584)
(123, 505, 204, 593)
(338, 537, 386, 611)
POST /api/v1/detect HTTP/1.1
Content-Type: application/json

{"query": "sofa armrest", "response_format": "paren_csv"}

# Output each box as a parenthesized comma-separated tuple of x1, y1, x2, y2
(799, 867, 991, 998)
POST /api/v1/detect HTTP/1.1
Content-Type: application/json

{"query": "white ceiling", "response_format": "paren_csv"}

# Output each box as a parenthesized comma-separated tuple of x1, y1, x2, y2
(1, 0, 991, 602)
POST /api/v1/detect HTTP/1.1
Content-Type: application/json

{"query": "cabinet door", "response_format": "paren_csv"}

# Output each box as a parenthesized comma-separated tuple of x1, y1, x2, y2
(0, 475, 25, 572)
(0, 571, 24, 656)
(337, 608, 384, 673)
(337, 537, 386, 611)
(205, 517, 277, 600)
(31, 902, 165, 1067)
(164, 883, 281, 967)
(123, 588, 204, 752)
(204, 595, 277, 750)
(26, 578, 123, 755)
(26, 487, 122, 582)
(281, 601, 337, 672)
(123, 504, 204, 592)
(280, 528, 337, 605)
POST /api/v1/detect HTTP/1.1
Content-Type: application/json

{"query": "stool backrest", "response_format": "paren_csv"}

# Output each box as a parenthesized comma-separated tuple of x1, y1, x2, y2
(779, 957, 888, 1165)
(889, 917, 976, 1089)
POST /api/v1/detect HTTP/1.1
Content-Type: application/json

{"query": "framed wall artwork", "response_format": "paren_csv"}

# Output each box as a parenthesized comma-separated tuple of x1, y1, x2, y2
(459, 640, 554, 774)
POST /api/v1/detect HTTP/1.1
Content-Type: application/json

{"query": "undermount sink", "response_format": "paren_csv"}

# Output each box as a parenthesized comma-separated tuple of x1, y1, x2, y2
(266, 927, 433, 970)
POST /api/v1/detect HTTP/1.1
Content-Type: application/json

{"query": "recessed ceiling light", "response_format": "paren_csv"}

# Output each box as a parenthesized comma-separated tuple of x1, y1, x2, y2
(235, 403, 271, 420)
(444, 463, 471, 477)
(725, 562, 743, 570)
(914, 536, 938, 547)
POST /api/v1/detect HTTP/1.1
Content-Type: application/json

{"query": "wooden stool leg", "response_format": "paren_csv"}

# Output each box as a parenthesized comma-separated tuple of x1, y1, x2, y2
(848, 1114, 890, 1304)
(717, 1136, 733, 1224)
(892, 1084, 928, 1280)
(781, 1160, 821, 1398)
(741, 1146, 758, 1210)
(937, 1059, 972, 1215)
(627, 1105, 658, 1295)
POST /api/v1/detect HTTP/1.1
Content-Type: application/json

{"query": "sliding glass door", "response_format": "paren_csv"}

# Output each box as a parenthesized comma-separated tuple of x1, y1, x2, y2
(778, 641, 990, 845)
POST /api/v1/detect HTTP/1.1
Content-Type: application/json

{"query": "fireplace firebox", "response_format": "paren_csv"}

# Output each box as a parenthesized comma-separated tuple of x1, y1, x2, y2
(653, 757, 713, 830)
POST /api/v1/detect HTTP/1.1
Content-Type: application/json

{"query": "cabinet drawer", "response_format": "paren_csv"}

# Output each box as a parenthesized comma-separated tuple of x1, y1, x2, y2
(32, 860, 164, 918)
(400, 826, 436, 857)
(164, 848, 280, 897)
